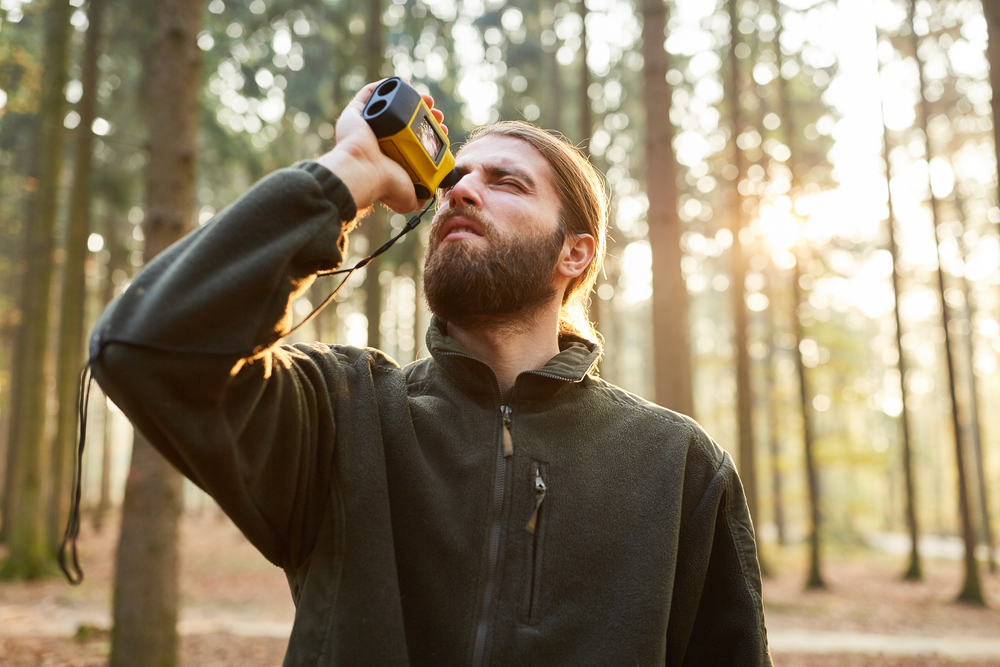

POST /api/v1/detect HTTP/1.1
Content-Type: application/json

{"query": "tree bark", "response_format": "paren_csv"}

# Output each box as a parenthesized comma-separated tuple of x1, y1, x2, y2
(50, 0, 106, 552)
(93, 214, 128, 533)
(955, 196, 996, 573)
(363, 0, 386, 349)
(764, 262, 785, 547)
(0, 0, 74, 580)
(641, 0, 693, 416)
(774, 0, 824, 589)
(110, 431, 184, 667)
(579, 0, 592, 147)
(984, 0, 999, 207)
(792, 254, 824, 589)
(726, 0, 759, 534)
(545, 0, 564, 133)
(908, 0, 983, 606)
(578, 0, 601, 336)
(875, 40, 922, 581)
(109, 0, 202, 662)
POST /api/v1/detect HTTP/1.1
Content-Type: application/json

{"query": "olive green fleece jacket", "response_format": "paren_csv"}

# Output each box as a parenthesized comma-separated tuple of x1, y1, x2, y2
(90, 162, 771, 666)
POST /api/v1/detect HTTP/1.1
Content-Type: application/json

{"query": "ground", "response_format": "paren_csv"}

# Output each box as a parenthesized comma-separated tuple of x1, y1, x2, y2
(1, 512, 998, 666)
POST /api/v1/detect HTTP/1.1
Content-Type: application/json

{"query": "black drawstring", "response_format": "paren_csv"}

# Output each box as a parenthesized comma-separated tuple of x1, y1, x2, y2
(57, 200, 434, 584)
(59, 363, 92, 585)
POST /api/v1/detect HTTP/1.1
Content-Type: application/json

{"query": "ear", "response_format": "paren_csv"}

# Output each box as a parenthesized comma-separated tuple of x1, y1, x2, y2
(556, 233, 596, 280)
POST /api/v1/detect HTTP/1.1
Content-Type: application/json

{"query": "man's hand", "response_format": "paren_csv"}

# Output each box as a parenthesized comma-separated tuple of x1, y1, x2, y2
(316, 80, 449, 215)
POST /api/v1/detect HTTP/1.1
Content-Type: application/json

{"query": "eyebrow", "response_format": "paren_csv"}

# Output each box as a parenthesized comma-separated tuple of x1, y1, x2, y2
(485, 164, 536, 190)
(453, 162, 537, 190)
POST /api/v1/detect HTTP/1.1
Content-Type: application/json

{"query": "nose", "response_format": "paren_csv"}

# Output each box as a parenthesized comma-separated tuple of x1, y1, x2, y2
(444, 170, 480, 209)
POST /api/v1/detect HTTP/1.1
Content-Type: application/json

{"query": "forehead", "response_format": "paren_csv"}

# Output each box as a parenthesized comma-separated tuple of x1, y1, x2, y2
(455, 135, 554, 187)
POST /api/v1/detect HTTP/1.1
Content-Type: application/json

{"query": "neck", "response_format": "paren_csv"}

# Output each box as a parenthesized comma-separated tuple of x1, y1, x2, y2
(445, 302, 563, 394)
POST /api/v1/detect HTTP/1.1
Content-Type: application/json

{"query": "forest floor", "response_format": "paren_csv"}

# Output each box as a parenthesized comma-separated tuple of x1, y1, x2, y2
(1, 512, 999, 666)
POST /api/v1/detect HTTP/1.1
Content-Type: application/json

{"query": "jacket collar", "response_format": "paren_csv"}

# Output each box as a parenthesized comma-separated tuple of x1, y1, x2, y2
(425, 317, 602, 399)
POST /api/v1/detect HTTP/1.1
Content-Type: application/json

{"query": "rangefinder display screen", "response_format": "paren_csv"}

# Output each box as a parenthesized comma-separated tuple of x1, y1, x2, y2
(416, 117, 442, 161)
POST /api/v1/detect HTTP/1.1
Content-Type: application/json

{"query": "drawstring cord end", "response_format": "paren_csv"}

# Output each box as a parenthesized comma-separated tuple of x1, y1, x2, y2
(59, 362, 94, 586)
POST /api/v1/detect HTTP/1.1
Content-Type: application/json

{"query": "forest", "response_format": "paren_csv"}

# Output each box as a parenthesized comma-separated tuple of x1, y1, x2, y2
(0, 0, 999, 664)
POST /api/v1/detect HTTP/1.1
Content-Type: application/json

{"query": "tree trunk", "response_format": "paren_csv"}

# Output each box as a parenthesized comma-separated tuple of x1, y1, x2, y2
(875, 43, 922, 581)
(579, 0, 600, 336)
(0, 0, 74, 580)
(363, 0, 386, 349)
(726, 0, 759, 534)
(1, 149, 23, 544)
(774, 0, 823, 589)
(955, 197, 996, 573)
(109, 0, 202, 662)
(792, 254, 824, 589)
(544, 0, 564, 133)
(908, 0, 983, 606)
(93, 214, 128, 533)
(50, 0, 106, 552)
(764, 262, 785, 547)
(579, 0, 592, 148)
(641, 0, 693, 416)
(110, 431, 184, 667)
(985, 0, 999, 207)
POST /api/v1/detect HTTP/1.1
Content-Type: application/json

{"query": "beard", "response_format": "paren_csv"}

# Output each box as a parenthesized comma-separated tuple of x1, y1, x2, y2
(422, 206, 565, 331)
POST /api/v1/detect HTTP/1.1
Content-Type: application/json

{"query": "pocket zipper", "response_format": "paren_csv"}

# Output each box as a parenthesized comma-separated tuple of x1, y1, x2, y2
(502, 408, 513, 458)
(526, 465, 546, 534)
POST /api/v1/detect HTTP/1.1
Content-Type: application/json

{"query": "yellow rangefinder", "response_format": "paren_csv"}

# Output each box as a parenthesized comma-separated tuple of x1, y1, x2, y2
(362, 77, 459, 200)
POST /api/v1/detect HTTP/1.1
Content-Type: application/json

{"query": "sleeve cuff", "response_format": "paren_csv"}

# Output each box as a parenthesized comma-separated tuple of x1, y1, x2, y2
(296, 161, 358, 223)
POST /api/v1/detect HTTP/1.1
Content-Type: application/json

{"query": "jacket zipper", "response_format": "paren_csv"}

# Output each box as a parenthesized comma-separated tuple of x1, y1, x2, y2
(471, 403, 512, 667)
(435, 352, 577, 660)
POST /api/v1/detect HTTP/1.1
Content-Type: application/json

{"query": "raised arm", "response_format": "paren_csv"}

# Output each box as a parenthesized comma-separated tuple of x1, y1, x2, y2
(90, 82, 445, 569)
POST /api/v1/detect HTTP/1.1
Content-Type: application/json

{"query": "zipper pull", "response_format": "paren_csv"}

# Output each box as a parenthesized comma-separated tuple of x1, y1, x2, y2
(502, 405, 513, 458)
(526, 465, 546, 535)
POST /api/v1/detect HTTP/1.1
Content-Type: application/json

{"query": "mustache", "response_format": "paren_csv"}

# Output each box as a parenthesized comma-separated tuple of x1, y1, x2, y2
(430, 205, 494, 238)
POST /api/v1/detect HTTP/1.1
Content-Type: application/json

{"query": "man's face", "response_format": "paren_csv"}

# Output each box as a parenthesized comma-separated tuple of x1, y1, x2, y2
(423, 135, 566, 329)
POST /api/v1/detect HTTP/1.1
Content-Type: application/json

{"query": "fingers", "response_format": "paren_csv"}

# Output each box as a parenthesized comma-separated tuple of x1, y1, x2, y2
(430, 108, 448, 134)
(348, 79, 385, 112)
(422, 93, 448, 134)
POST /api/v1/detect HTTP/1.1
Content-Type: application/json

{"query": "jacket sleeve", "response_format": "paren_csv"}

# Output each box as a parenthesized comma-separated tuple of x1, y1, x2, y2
(667, 450, 772, 666)
(90, 161, 360, 570)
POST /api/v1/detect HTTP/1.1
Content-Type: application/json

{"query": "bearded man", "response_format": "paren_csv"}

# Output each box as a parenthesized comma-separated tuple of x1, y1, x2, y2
(91, 81, 771, 666)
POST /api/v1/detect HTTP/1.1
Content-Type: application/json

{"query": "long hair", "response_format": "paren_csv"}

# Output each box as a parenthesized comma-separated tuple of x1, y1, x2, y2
(463, 121, 609, 344)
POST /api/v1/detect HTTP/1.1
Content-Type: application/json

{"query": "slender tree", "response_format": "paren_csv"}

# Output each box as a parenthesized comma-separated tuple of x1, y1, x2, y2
(984, 0, 999, 201)
(93, 214, 128, 533)
(774, 0, 823, 589)
(791, 251, 823, 589)
(578, 0, 592, 148)
(0, 0, 74, 580)
(109, 0, 203, 663)
(363, 0, 387, 348)
(726, 0, 760, 534)
(954, 196, 996, 573)
(875, 36, 922, 581)
(763, 261, 786, 546)
(50, 0, 107, 551)
(908, 0, 983, 605)
(578, 0, 600, 335)
(641, 0, 693, 415)
(544, 0, 564, 133)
